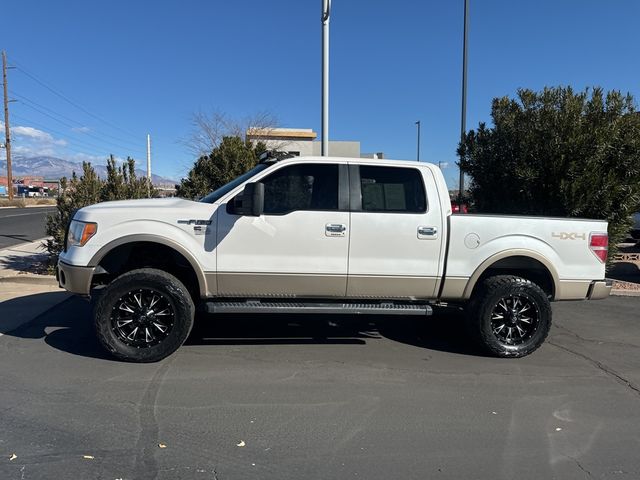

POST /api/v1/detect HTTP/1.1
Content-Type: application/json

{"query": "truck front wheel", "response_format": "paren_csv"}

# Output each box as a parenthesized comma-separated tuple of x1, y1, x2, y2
(466, 275, 551, 358)
(94, 268, 195, 362)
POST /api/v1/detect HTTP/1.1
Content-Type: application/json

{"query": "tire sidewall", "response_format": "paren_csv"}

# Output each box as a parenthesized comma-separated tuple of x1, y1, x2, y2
(94, 269, 194, 362)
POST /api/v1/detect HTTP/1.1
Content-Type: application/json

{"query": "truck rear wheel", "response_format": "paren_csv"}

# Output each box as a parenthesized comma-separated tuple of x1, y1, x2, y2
(466, 275, 551, 358)
(94, 268, 195, 362)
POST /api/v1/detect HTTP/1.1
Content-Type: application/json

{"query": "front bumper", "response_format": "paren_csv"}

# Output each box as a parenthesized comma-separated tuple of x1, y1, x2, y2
(587, 279, 612, 300)
(56, 260, 95, 296)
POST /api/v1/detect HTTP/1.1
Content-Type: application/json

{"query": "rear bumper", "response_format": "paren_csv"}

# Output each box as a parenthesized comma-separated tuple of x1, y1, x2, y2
(56, 260, 94, 296)
(587, 279, 612, 300)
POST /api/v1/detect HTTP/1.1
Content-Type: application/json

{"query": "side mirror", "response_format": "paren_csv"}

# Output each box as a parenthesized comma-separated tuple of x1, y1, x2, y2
(231, 182, 264, 216)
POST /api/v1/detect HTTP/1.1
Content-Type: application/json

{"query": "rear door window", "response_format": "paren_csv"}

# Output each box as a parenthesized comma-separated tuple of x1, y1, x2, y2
(359, 166, 426, 213)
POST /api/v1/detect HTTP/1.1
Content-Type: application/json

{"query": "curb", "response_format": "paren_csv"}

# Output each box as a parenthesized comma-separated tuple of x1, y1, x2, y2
(0, 275, 58, 286)
(610, 289, 640, 297)
(0, 204, 57, 210)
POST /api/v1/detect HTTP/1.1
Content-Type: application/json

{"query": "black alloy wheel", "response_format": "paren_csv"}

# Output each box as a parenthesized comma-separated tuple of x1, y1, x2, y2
(111, 289, 175, 348)
(489, 294, 540, 346)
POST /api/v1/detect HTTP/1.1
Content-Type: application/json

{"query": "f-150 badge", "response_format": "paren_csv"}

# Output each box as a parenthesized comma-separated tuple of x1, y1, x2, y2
(552, 232, 586, 240)
(178, 219, 211, 236)
(177, 219, 211, 225)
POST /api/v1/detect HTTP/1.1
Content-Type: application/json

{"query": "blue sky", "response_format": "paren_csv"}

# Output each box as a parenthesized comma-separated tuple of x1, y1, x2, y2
(2, 0, 639, 185)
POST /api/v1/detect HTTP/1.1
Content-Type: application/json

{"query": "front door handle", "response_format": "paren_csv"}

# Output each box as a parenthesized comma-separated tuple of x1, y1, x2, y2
(418, 226, 438, 239)
(326, 223, 347, 237)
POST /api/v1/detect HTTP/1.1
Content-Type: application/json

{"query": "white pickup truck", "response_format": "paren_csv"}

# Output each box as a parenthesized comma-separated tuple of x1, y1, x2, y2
(57, 156, 611, 362)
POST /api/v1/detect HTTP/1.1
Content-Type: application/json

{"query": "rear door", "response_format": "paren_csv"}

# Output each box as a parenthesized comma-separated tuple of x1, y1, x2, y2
(216, 161, 350, 297)
(347, 163, 444, 299)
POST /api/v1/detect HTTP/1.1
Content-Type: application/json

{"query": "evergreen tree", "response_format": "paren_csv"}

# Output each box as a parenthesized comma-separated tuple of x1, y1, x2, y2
(459, 86, 640, 257)
(176, 136, 266, 200)
(45, 157, 158, 260)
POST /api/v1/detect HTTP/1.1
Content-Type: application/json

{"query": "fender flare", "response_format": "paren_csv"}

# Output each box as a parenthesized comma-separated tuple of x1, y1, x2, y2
(88, 234, 209, 297)
(462, 248, 560, 300)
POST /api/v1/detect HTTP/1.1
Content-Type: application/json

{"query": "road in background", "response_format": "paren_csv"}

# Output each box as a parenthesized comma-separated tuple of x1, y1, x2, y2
(0, 296, 639, 479)
(0, 206, 56, 249)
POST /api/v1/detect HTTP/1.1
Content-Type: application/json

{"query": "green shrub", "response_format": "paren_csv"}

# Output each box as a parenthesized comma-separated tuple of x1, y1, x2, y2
(45, 157, 157, 262)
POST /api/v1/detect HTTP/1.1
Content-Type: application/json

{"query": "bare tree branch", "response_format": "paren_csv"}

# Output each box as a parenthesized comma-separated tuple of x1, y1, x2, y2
(181, 109, 283, 157)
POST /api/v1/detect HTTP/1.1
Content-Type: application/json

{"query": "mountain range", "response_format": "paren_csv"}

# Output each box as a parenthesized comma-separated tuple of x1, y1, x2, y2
(0, 156, 177, 185)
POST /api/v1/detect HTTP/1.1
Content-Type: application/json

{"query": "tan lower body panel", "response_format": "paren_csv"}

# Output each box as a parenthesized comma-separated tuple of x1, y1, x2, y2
(212, 272, 347, 297)
(210, 272, 438, 299)
(556, 280, 591, 300)
(438, 277, 469, 300)
(443, 277, 591, 301)
(346, 275, 438, 299)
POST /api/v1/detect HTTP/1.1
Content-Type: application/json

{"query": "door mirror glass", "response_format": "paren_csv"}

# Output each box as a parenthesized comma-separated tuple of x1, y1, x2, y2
(231, 182, 264, 216)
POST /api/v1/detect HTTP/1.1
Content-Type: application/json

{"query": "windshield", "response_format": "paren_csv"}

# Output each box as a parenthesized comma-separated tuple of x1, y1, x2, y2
(199, 163, 269, 204)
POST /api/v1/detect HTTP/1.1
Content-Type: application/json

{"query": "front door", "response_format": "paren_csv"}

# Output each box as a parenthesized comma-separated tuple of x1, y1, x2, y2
(216, 162, 349, 297)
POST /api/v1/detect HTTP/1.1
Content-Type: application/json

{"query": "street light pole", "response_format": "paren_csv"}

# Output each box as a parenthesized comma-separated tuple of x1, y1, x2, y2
(458, 0, 469, 209)
(415, 121, 421, 161)
(321, 0, 331, 156)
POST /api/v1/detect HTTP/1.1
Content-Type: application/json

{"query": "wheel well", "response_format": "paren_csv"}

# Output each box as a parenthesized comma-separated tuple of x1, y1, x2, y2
(92, 242, 201, 300)
(473, 256, 555, 299)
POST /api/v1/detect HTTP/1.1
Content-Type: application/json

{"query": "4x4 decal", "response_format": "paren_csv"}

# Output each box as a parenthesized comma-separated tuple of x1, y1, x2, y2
(552, 232, 586, 240)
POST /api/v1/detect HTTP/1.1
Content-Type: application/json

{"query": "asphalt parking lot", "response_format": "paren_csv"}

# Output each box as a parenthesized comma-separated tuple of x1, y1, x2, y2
(1, 295, 639, 479)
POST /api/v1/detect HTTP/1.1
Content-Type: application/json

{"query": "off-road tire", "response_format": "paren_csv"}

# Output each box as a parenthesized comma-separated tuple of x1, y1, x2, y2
(94, 268, 195, 362)
(466, 275, 551, 358)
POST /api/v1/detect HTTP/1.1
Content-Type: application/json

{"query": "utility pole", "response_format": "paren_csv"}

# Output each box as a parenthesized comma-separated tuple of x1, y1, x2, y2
(321, 0, 331, 156)
(146, 134, 151, 198)
(146, 134, 151, 180)
(458, 0, 469, 210)
(415, 120, 421, 161)
(2, 51, 13, 200)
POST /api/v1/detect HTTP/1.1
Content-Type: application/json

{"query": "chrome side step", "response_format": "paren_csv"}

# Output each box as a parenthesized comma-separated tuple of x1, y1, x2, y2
(201, 300, 433, 316)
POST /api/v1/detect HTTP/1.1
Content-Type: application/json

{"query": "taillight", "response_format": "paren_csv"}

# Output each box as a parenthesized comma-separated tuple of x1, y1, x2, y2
(589, 232, 608, 263)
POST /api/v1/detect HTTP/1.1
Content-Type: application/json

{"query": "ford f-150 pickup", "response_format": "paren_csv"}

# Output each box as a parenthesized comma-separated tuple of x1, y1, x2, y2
(57, 156, 611, 362)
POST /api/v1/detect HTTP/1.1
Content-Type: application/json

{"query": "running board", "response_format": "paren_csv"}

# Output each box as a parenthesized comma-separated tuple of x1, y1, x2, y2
(201, 300, 433, 316)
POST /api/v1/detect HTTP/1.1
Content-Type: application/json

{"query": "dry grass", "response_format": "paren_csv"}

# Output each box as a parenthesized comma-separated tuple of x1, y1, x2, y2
(0, 197, 56, 207)
(0, 198, 27, 208)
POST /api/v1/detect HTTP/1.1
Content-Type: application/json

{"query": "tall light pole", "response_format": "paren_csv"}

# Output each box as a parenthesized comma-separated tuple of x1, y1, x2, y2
(415, 120, 421, 161)
(321, 0, 331, 156)
(458, 0, 469, 209)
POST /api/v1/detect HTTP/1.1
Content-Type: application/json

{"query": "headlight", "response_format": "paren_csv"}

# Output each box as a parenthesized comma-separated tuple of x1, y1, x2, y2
(67, 220, 98, 247)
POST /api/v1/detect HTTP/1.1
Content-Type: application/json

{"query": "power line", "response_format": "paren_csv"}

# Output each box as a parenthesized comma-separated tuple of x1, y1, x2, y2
(12, 92, 146, 156)
(9, 56, 144, 142)
(10, 90, 144, 150)
(11, 112, 137, 159)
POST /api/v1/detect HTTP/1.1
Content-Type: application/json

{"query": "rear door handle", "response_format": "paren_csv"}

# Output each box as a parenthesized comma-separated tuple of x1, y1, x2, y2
(326, 223, 347, 237)
(418, 226, 438, 239)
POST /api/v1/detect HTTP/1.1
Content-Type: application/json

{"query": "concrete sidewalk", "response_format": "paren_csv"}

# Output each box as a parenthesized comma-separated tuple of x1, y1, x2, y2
(0, 238, 70, 335)
(0, 236, 53, 280)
